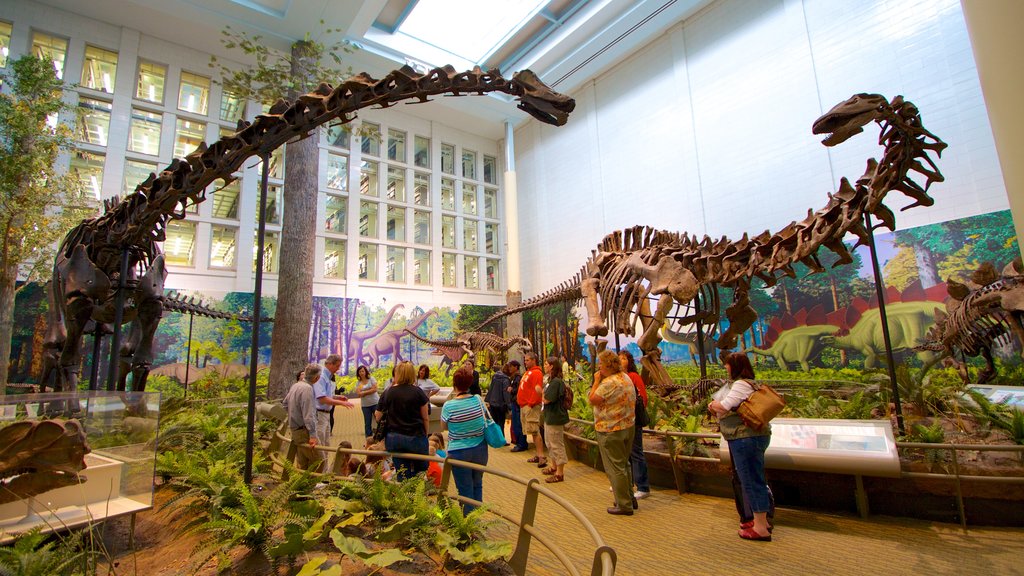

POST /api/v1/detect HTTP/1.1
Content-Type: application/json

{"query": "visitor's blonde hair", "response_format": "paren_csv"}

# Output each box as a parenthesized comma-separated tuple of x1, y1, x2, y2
(394, 361, 417, 386)
(597, 350, 622, 373)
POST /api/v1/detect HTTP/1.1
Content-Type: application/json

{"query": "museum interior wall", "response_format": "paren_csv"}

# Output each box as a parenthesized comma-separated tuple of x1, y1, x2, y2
(513, 0, 1012, 298)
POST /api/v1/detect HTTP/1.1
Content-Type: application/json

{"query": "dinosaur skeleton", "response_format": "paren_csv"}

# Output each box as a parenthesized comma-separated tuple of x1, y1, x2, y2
(403, 329, 533, 364)
(0, 419, 90, 505)
(477, 94, 946, 389)
(44, 65, 574, 394)
(918, 259, 1024, 383)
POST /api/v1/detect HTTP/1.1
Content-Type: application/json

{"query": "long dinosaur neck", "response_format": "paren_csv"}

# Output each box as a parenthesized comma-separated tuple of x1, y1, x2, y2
(357, 304, 403, 340)
(90, 65, 570, 259)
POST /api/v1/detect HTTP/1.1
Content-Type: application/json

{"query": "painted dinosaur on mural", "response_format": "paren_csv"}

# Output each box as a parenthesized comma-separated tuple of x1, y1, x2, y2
(348, 304, 404, 368)
(404, 330, 532, 365)
(43, 66, 574, 393)
(918, 259, 1024, 383)
(826, 300, 941, 368)
(366, 309, 437, 368)
(0, 419, 90, 505)
(748, 324, 839, 371)
(660, 324, 719, 365)
(477, 94, 946, 389)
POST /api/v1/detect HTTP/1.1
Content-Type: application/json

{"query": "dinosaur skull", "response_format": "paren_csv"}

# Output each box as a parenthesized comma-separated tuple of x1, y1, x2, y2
(812, 93, 888, 146)
(511, 70, 576, 126)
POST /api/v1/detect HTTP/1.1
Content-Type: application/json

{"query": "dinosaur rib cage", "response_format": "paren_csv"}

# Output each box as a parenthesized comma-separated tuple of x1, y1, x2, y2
(940, 278, 1024, 356)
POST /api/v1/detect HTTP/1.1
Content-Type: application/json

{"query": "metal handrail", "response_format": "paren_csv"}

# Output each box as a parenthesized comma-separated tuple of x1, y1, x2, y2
(270, 429, 615, 576)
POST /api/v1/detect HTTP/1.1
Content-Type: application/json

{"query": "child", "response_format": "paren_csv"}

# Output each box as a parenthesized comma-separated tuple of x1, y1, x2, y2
(426, 433, 447, 487)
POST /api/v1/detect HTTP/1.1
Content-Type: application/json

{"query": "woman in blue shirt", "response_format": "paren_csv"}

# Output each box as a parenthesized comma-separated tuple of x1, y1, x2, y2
(441, 368, 488, 513)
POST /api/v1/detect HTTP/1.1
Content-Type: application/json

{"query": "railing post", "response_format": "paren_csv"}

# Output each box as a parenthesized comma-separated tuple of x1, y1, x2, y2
(950, 446, 966, 529)
(439, 456, 453, 492)
(508, 478, 541, 575)
(591, 545, 617, 576)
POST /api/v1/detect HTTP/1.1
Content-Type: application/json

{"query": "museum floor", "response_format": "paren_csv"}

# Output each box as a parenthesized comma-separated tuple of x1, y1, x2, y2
(327, 409, 1023, 576)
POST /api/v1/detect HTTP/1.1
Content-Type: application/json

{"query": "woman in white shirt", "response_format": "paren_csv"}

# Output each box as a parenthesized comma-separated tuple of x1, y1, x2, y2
(354, 365, 379, 439)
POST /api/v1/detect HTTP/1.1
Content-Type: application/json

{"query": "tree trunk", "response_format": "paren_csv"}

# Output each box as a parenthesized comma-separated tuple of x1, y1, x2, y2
(0, 261, 18, 393)
(266, 41, 318, 400)
(913, 240, 941, 288)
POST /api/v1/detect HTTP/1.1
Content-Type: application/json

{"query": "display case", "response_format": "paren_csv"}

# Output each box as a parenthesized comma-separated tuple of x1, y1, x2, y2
(969, 384, 1024, 411)
(0, 391, 160, 542)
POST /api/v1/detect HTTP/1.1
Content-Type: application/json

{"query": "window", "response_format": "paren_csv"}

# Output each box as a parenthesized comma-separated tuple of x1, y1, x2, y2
(128, 108, 162, 155)
(325, 123, 350, 148)
(413, 210, 430, 245)
(441, 215, 455, 248)
(136, 61, 166, 103)
(31, 32, 67, 79)
(77, 98, 112, 146)
(483, 188, 498, 218)
(414, 135, 429, 168)
(462, 186, 477, 215)
(253, 231, 280, 273)
(81, 46, 117, 93)
(442, 253, 456, 288)
(258, 184, 283, 225)
(358, 243, 378, 281)
(69, 151, 104, 200)
(485, 223, 499, 254)
(163, 220, 196, 267)
(178, 72, 210, 115)
(387, 129, 406, 162)
(413, 172, 429, 206)
(386, 206, 405, 241)
(484, 155, 497, 184)
(441, 143, 455, 174)
(486, 259, 499, 291)
(0, 21, 11, 68)
(211, 179, 240, 220)
(359, 201, 378, 238)
(327, 153, 348, 191)
(464, 257, 479, 289)
(123, 159, 157, 195)
(324, 238, 346, 279)
(386, 166, 405, 202)
(174, 118, 206, 158)
(359, 160, 378, 197)
(360, 122, 380, 156)
(325, 194, 347, 233)
(441, 178, 455, 210)
(219, 125, 235, 140)
(413, 249, 431, 285)
(209, 225, 237, 269)
(386, 246, 406, 283)
(463, 219, 478, 252)
(220, 90, 244, 123)
(268, 145, 285, 179)
(462, 149, 476, 180)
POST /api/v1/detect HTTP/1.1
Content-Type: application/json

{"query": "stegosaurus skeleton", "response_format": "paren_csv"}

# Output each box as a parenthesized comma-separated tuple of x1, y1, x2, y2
(45, 65, 574, 393)
(478, 94, 946, 389)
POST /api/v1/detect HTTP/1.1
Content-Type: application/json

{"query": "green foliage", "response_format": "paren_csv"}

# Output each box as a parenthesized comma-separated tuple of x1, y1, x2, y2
(329, 530, 410, 568)
(0, 528, 87, 576)
(145, 374, 184, 400)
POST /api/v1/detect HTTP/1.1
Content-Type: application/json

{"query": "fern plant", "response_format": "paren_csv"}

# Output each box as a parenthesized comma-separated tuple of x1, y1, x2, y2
(0, 528, 86, 576)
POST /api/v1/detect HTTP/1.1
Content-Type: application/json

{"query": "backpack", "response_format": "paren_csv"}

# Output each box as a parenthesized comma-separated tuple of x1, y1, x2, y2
(634, 384, 649, 428)
(561, 381, 574, 411)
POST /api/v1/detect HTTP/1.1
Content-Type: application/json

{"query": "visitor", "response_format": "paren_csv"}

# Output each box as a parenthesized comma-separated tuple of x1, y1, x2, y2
(441, 368, 490, 513)
(507, 361, 528, 452)
(709, 352, 774, 541)
(354, 365, 379, 439)
(282, 363, 323, 471)
(620, 351, 651, 500)
(484, 360, 514, 445)
(518, 352, 547, 467)
(589, 350, 636, 516)
(334, 440, 362, 476)
(416, 364, 441, 410)
(313, 354, 353, 449)
(375, 361, 429, 481)
(541, 356, 570, 483)
(462, 358, 483, 395)
(560, 354, 571, 381)
(363, 438, 394, 481)
(426, 433, 447, 488)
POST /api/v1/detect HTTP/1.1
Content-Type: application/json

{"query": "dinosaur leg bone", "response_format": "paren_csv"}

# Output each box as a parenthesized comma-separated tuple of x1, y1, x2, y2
(580, 278, 608, 337)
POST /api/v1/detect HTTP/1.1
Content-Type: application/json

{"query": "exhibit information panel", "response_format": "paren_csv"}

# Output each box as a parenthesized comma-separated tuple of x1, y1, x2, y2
(969, 385, 1024, 411)
(721, 418, 900, 477)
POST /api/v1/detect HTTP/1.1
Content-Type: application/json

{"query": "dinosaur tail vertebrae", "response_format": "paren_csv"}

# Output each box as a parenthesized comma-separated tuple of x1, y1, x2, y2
(473, 270, 585, 330)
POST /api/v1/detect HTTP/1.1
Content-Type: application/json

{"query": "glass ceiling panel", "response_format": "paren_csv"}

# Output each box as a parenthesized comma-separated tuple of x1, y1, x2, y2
(398, 0, 547, 63)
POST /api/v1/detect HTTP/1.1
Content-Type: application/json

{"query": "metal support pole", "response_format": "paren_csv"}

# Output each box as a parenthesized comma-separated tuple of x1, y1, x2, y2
(107, 248, 131, 391)
(89, 328, 103, 390)
(245, 153, 271, 485)
(183, 312, 194, 400)
(864, 211, 905, 435)
(695, 293, 707, 379)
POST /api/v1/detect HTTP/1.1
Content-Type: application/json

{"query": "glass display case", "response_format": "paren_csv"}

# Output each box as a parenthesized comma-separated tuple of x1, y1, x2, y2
(969, 385, 1024, 410)
(0, 391, 159, 541)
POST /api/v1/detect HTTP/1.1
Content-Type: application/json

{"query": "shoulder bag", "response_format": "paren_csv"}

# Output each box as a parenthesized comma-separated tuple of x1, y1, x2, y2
(372, 393, 389, 441)
(735, 380, 786, 431)
(479, 396, 507, 448)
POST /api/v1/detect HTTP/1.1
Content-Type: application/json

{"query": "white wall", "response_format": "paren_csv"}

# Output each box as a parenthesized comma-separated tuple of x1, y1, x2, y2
(514, 0, 1009, 296)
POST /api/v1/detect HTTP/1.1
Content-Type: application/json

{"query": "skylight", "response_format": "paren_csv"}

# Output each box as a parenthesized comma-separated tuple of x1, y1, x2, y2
(398, 0, 548, 64)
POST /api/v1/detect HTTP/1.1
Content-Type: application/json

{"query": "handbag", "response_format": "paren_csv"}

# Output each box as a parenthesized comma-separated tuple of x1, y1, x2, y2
(372, 407, 389, 442)
(735, 380, 786, 430)
(479, 396, 506, 448)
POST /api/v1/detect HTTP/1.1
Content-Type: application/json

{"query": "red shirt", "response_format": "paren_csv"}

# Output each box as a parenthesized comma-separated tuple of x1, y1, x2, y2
(517, 366, 544, 407)
(626, 371, 648, 406)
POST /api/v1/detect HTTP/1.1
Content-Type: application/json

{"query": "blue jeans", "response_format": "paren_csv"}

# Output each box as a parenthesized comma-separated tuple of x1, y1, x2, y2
(447, 440, 489, 513)
(361, 405, 377, 438)
(510, 403, 527, 449)
(385, 432, 429, 481)
(729, 435, 772, 514)
(630, 425, 650, 492)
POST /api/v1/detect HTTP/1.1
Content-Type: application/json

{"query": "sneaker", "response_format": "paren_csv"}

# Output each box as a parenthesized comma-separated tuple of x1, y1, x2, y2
(634, 490, 650, 499)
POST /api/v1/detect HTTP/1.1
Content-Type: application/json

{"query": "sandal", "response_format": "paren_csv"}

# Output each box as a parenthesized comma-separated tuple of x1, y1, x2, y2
(544, 474, 564, 483)
(535, 459, 548, 468)
(526, 456, 540, 463)
(541, 467, 557, 475)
